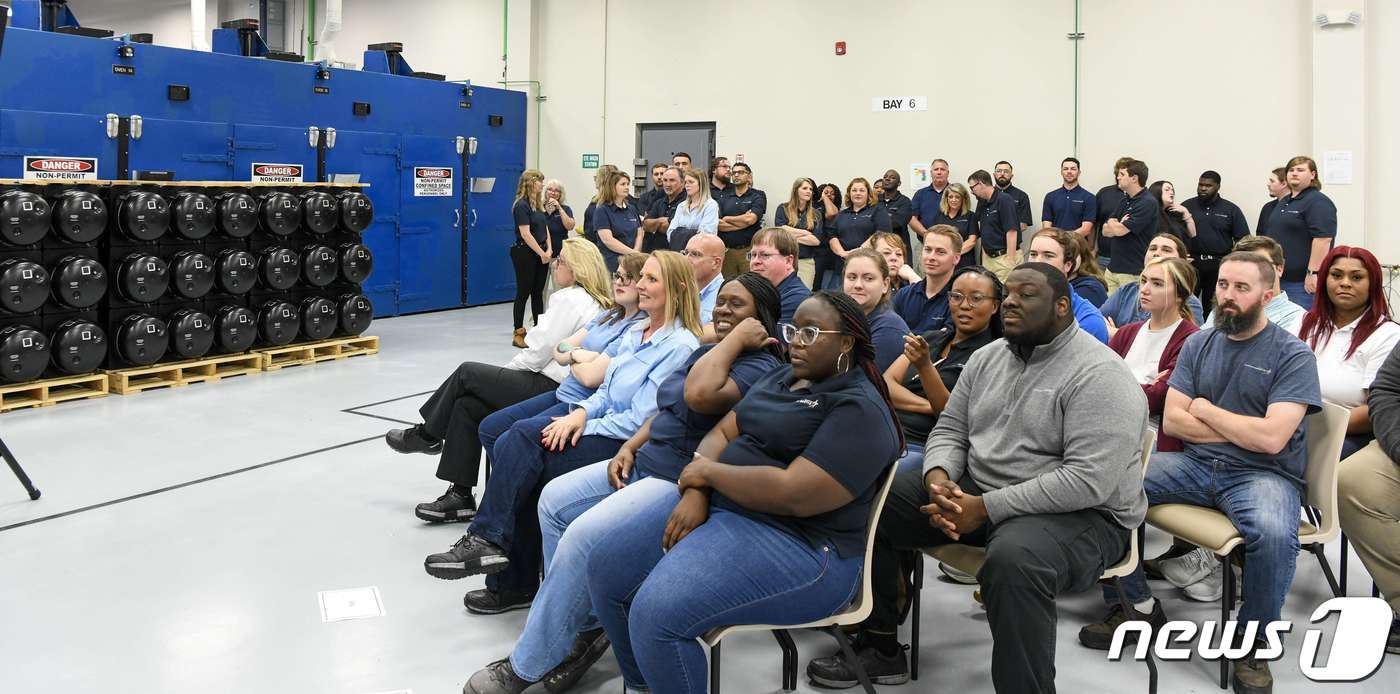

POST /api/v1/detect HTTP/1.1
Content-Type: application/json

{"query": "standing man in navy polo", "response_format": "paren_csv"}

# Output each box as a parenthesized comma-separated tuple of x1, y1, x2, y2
(994, 161, 1033, 256)
(1101, 159, 1158, 292)
(879, 169, 914, 258)
(716, 162, 767, 279)
(910, 158, 951, 268)
(638, 162, 668, 214)
(642, 166, 686, 253)
(1094, 156, 1134, 267)
(892, 224, 962, 333)
(1041, 157, 1097, 241)
(709, 157, 731, 200)
(671, 152, 692, 173)
(746, 227, 811, 328)
(1182, 170, 1251, 311)
(969, 169, 1021, 281)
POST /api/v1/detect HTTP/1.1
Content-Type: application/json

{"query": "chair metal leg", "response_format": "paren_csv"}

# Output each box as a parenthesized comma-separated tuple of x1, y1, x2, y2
(773, 629, 797, 691)
(1339, 532, 1349, 594)
(1112, 576, 1157, 694)
(911, 556, 923, 681)
(0, 436, 41, 500)
(1219, 554, 1233, 690)
(709, 641, 721, 694)
(830, 626, 877, 694)
(1309, 543, 1342, 597)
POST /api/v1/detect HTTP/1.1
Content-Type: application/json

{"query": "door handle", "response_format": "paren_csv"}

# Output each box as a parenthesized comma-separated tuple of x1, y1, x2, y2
(454, 209, 461, 228)
(470, 209, 478, 227)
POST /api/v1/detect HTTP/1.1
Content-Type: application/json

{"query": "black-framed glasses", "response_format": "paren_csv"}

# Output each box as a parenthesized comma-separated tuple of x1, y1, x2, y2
(781, 323, 841, 347)
(613, 272, 635, 285)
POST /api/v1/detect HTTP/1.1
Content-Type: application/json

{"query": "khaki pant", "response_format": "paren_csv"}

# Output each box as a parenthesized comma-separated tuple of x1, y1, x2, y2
(723, 247, 750, 280)
(1338, 440, 1400, 613)
(797, 258, 816, 288)
(1104, 272, 1138, 293)
(983, 249, 1019, 281)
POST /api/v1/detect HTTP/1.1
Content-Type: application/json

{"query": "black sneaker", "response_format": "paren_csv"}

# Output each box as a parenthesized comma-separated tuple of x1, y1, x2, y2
(1078, 600, 1168, 651)
(1388, 618, 1400, 655)
(1232, 645, 1273, 694)
(465, 658, 534, 694)
(415, 486, 477, 523)
(805, 641, 910, 689)
(542, 628, 611, 693)
(386, 424, 443, 455)
(424, 534, 509, 579)
(464, 588, 535, 615)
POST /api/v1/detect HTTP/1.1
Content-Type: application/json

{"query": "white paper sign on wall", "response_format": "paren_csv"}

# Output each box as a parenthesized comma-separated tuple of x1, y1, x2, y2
(872, 96, 927, 112)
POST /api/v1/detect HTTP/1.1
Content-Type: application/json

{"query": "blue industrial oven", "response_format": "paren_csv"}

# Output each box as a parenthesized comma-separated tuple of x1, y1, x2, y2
(0, 4, 525, 316)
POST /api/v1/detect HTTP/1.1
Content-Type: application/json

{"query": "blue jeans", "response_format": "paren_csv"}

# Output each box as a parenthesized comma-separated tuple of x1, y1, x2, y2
(508, 467, 679, 681)
(587, 503, 863, 693)
(1280, 280, 1314, 310)
(473, 405, 626, 595)
(479, 390, 560, 469)
(1106, 451, 1301, 625)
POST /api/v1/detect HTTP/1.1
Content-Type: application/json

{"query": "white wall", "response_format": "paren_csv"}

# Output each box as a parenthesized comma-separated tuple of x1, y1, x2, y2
(1366, 2, 1400, 264)
(68, 0, 219, 50)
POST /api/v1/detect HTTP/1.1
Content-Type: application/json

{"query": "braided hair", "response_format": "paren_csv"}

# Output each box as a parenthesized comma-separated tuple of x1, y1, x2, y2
(811, 290, 905, 450)
(725, 272, 787, 361)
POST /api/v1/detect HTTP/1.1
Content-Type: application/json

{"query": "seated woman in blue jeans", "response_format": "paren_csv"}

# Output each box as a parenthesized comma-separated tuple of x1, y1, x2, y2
(588, 292, 903, 694)
(463, 272, 785, 694)
(422, 251, 702, 612)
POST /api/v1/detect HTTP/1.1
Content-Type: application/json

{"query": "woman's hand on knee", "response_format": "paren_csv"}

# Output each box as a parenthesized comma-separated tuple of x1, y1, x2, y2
(608, 447, 636, 489)
(662, 488, 710, 551)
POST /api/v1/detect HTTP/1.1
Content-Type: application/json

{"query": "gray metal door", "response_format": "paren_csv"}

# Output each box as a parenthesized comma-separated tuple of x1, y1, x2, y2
(636, 123, 715, 194)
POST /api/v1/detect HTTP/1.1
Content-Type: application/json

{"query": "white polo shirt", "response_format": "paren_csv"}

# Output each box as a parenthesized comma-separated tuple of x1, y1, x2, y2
(1302, 317, 1400, 407)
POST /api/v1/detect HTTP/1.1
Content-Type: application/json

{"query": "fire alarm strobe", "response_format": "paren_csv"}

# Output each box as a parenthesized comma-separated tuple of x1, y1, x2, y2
(835, 41, 846, 56)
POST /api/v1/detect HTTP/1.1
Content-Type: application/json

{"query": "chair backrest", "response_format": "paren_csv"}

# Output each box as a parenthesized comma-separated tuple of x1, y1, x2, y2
(844, 462, 900, 623)
(1304, 401, 1350, 540)
(1140, 428, 1155, 475)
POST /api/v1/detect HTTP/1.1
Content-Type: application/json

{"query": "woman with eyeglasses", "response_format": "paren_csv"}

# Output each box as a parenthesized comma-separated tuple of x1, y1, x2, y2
(826, 177, 892, 289)
(843, 247, 912, 371)
(883, 266, 1003, 472)
(423, 251, 702, 615)
(583, 291, 902, 694)
(386, 240, 618, 526)
(463, 273, 785, 693)
(933, 182, 979, 270)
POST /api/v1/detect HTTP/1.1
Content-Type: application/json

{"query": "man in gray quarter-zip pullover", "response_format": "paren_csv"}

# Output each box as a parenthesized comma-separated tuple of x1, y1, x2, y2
(805, 263, 1148, 693)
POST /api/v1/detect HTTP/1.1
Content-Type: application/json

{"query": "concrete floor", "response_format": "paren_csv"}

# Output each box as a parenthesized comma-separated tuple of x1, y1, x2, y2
(0, 304, 1392, 694)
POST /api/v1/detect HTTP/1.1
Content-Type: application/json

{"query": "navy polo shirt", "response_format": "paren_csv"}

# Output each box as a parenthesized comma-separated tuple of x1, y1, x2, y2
(896, 327, 995, 444)
(591, 202, 644, 269)
(546, 204, 574, 253)
(1095, 184, 1126, 258)
(1181, 196, 1249, 257)
(868, 304, 912, 372)
(775, 204, 823, 260)
(1042, 185, 1097, 232)
(1256, 199, 1279, 237)
(512, 199, 549, 247)
(1106, 188, 1159, 275)
(711, 184, 731, 202)
(911, 185, 946, 229)
(634, 344, 782, 482)
(776, 271, 811, 326)
(582, 201, 599, 245)
(933, 210, 978, 242)
(717, 187, 767, 249)
(648, 191, 686, 223)
(638, 187, 664, 214)
(715, 366, 902, 558)
(832, 204, 891, 251)
(880, 192, 913, 244)
(1263, 187, 1337, 283)
(1001, 184, 1033, 228)
(976, 188, 1020, 256)
(891, 278, 951, 334)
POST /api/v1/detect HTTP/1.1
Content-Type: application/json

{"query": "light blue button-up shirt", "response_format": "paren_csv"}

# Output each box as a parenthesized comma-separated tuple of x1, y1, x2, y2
(575, 318, 700, 440)
(554, 310, 642, 405)
(698, 272, 724, 326)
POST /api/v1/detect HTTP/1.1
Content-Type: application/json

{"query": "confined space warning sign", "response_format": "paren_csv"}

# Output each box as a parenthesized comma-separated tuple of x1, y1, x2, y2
(413, 166, 453, 197)
(251, 163, 304, 183)
(23, 156, 98, 180)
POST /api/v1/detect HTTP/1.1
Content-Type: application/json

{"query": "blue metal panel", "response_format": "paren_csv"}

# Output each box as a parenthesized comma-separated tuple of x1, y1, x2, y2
(466, 136, 524, 305)
(398, 135, 460, 313)
(129, 118, 233, 179)
(326, 129, 401, 315)
(0, 109, 114, 177)
(231, 124, 317, 181)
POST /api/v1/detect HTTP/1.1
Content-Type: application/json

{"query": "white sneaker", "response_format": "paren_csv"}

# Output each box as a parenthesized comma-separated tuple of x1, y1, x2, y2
(939, 562, 978, 585)
(1159, 547, 1216, 588)
(1181, 559, 1225, 602)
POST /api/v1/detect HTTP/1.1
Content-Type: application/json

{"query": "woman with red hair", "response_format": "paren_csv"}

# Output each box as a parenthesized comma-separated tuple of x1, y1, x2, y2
(1297, 245, 1400, 458)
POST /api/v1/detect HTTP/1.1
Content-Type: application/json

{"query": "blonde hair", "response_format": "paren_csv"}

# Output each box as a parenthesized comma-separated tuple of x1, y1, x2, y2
(940, 183, 971, 217)
(599, 170, 632, 207)
(783, 177, 818, 230)
(868, 232, 907, 258)
(590, 164, 621, 204)
(1144, 257, 1198, 325)
(514, 169, 544, 211)
(544, 178, 568, 205)
(683, 168, 711, 208)
(842, 247, 893, 309)
(649, 250, 704, 337)
(558, 238, 613, 311)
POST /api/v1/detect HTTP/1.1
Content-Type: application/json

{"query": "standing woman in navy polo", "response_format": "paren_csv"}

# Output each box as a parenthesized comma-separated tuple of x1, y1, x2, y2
(813, 182, 843, 290)
(585, 291, 902, 694)
(510, 170, 552, 348)
(827, 177, 892, 289)
(592, 169, 645, 272)
(1264, 155, 1338, 308)
(842, 247, 912, 371)
(934, 182, 979, 269)
(776, 177, 824, 288)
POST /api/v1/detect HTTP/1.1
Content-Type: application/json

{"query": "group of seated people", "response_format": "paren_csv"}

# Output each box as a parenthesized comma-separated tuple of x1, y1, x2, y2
(385, 159, 1397, 693)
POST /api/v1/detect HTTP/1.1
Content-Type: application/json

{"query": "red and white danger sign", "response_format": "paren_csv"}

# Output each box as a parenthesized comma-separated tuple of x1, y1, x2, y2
(23, 156, 98, 180)
(414, 166, 453, 197)
(251, 163, 304, 183)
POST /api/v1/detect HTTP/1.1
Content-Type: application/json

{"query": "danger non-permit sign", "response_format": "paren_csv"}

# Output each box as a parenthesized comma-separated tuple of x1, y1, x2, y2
(24, 156, 98, 180)
(414, 166, 453, 197)
(251, 163, 304, 183)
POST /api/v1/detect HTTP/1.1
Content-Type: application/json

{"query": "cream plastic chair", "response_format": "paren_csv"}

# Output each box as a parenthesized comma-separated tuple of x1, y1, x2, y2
(701, 462, 899, 694)
(1144, 401, 1348, 689)
(909, 429, 1159, 693)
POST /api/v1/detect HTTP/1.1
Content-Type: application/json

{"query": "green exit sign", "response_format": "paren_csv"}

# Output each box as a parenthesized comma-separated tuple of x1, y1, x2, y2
(582, 153, 600, 169)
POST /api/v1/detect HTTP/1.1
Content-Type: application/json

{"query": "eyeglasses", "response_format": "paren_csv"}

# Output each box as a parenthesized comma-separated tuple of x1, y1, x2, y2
(613, 272, 635, 285)
(746, 251, 782, 262)
(781, 323, 842, 347)
(949, 291, 995, 306)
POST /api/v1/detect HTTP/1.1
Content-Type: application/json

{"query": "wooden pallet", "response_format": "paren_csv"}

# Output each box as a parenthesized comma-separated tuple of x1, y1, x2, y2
(105, 352, 264, 395)
(0, 372, 109, 413)
(257, 335, 380, 371)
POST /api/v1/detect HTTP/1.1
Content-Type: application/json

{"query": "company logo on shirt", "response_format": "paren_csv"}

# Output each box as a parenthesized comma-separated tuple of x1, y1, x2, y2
(796, 398, 820, 408)
(1243, 364, 1273, 375)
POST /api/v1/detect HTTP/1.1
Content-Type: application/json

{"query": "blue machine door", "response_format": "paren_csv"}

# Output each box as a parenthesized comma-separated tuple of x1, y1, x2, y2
(399, 135, 463, 314)
(231, 124, 318, 183)
(326, 129, 401, 317)
(466, 136, 522, 306)
(127, 118, 232, 180)
(0, 110, 115, 180)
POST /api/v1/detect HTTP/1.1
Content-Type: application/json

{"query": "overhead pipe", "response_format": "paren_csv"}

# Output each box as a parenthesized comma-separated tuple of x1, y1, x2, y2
(190, 0, 209, 51)
(316, 0, 341, 63)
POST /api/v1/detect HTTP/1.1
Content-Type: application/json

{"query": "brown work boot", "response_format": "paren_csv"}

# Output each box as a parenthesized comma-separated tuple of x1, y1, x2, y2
(511, 328, 527, 348)
(1078, 600, 1166, 650)
(1232, 642, 1273, 694)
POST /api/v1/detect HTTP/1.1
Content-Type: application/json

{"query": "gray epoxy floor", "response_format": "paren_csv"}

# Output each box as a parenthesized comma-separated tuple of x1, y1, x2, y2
(0, 304, 1392, 693)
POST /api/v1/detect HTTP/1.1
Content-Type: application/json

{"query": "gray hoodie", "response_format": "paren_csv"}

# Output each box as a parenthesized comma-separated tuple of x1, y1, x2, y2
(924, 323, 1149, 529)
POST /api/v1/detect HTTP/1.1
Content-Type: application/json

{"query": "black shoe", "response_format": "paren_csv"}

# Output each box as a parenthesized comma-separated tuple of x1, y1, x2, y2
(542, 628, 611, 693)
(415, 486, 477, 523)
(386, 424, 443, 455)
(805, 640, 910, 689)
(1388, 618, 1400, 655)
(464, 658, 534, 694)
(1078, 600, 1168, 651)
(464, 588, 535, 615)
(424, 534, 509, 579)
(1232, 645, 1273, 694)
(1143, 541, 1196, 580)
